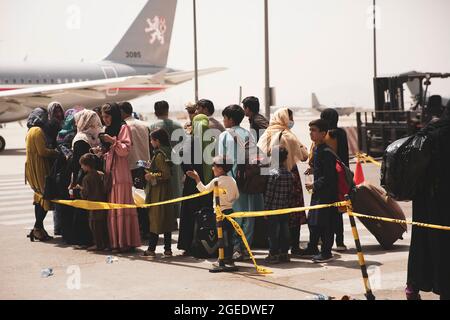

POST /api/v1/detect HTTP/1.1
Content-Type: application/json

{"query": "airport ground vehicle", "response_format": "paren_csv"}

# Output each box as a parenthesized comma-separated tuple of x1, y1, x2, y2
(357, 71, 450, 156)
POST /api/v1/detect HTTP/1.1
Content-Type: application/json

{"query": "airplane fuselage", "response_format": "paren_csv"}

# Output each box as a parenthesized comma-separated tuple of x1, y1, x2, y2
(0, 61, 168, 122)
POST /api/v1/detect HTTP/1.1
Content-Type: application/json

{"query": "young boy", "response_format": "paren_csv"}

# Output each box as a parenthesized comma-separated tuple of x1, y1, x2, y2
(218, 104, 264, 262)
(186, 156, 239, 266)
(79, 153, 109, 251)
(264, 147, 294, 264)
(301, 119, 338, 263)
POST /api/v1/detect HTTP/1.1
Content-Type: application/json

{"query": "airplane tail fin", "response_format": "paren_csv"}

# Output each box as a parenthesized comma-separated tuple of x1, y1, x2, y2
(312, 93, 320, 109)
(104, 0, 177, 67)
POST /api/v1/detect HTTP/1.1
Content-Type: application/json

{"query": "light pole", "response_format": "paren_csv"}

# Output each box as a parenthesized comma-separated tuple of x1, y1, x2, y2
(193, 0, 199, 102)
(264, 0, 271, 120)
(373, 0, 377, 78)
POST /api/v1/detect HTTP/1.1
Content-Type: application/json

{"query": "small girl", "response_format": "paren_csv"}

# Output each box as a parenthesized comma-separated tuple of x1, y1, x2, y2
(79, 153, 109, 251)
(186, 156, 239, 266)
(143, 128, 178, 258)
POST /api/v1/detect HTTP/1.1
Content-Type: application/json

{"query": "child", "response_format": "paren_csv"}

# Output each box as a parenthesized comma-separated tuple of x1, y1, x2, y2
(301, 119, 337, 263)
(143, 128, 178, 258)
(263, 147, 294, 264)
(186, 156, 239, 267)
(79, 153, 109, 251)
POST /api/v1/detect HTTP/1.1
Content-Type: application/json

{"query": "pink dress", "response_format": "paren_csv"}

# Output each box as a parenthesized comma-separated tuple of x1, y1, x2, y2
(105, 125, 142, 249)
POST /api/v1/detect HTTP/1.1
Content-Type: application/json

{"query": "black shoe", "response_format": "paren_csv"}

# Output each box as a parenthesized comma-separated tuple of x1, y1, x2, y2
(279, 254, 291, 263)
(297, 247, 319, 259)
(312, 253, 334, 263)
(264, 254, 280, 264)
(290, 247, 302, 255)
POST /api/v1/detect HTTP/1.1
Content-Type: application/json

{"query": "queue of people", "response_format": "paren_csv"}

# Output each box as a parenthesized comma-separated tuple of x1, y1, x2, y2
(24, 97, 354, 265)
(23, 96, 450, 300)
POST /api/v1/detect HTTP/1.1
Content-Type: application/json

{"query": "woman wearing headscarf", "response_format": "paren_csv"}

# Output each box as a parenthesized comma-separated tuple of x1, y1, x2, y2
(25, 107, 58, 241)
(47, 102, 64, 149)
(100, 103, 141, 252)
(68, 109, 103, 248)
(320, 108, 349, 252)
(258, 108, 309, 255)
(53, 108, 81, 237)
(57, 108, 80, 151)
(177, 114, 213, 256)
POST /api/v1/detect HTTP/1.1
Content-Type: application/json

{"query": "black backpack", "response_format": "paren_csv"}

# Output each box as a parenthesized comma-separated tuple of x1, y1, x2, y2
(381, 133, 431, 201)
(190, 207, 219, 259)
(225, 129, 269, 194)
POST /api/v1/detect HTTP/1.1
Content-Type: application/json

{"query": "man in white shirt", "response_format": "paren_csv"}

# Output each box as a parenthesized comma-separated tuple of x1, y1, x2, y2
(119, 101, 151, 237)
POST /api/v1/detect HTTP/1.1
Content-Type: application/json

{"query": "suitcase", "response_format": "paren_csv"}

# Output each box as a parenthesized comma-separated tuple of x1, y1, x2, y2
(352, 182, 407, 249)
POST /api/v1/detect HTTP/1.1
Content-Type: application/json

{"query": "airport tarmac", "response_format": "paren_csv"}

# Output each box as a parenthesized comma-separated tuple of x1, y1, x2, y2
(0, 120, 437, 300)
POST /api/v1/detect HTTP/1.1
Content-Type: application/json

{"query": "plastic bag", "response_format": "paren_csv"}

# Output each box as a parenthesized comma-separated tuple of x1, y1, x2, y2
(381, 134, 431, 201)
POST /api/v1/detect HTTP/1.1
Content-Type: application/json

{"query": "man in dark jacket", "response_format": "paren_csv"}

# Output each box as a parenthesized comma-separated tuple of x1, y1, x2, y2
(320, 108, 349, 252)
(406, 103, 450, 300)
(300, 119, 337, 263)
(243, 96, 269, 142)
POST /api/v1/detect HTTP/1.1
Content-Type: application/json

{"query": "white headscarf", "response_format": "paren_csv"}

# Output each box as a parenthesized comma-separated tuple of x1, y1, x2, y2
(72, 110, 103, 148)
(257, 108, 309, 171)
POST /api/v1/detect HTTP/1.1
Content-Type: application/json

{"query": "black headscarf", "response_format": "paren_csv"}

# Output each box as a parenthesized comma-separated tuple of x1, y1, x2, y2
(320, 108, 349, 167)
(47, 102, 64, 149)
(27, 107, 49, 129)
(320, 108, 339, 129)
(103, 102, 124, 137)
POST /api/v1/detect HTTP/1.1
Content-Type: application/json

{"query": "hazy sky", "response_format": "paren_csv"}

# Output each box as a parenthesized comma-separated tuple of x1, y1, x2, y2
(1, 0, 449, 112)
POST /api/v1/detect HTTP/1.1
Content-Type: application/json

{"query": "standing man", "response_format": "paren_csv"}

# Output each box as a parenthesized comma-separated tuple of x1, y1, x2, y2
(218, 105, 265, 261)
(195, 99, 225, 133)
(242, 96, 269, 142)
(119, 101, 151, 238)
(320, 108, 349, 252)
(242, 96, 269, 249)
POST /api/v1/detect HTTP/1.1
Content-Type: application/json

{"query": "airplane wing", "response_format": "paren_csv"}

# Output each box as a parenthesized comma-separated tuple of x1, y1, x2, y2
(164, 67, 226, 85)
(0, 70, 169, 106)
(0, 67, 226, 104)
(0, 67, 225, 122)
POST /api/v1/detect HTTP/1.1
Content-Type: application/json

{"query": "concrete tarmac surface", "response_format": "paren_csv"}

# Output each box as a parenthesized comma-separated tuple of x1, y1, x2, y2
(0, 122, 437, 300)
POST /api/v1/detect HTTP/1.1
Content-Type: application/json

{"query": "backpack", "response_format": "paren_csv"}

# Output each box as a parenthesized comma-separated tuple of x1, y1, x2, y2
(324, 147, 356, 203)
(225, 129, 269, 194)
(380, 133, 431, 201)
(190, 207, 219, 259)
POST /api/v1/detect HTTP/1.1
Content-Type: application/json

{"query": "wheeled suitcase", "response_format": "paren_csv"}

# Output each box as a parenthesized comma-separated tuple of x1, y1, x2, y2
(352, 182, 407, 249)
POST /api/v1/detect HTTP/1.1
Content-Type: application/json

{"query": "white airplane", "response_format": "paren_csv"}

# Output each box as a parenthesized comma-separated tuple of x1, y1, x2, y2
(311, 93, 356, 116)
(0, 0, 224, 151)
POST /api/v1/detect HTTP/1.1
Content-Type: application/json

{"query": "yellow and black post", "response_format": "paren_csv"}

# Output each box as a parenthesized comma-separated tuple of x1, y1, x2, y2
(210, 181, 238, 273)
(345, 195, 376, 300)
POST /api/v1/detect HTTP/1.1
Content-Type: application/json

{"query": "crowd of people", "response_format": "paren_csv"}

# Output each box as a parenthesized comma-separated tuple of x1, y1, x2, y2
(23, 96, 450, 299)
(25, 97, 350, 262)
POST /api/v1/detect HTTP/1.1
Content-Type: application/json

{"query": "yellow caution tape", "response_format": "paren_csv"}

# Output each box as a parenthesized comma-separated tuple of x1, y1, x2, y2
(224, 215, 273, 275)
(350, 211, 450, 231)
(217, 201, 347, 275)
(227, 201, 350, 219)
(355, 152, 382, 167)
(49, 188, 227, 211)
